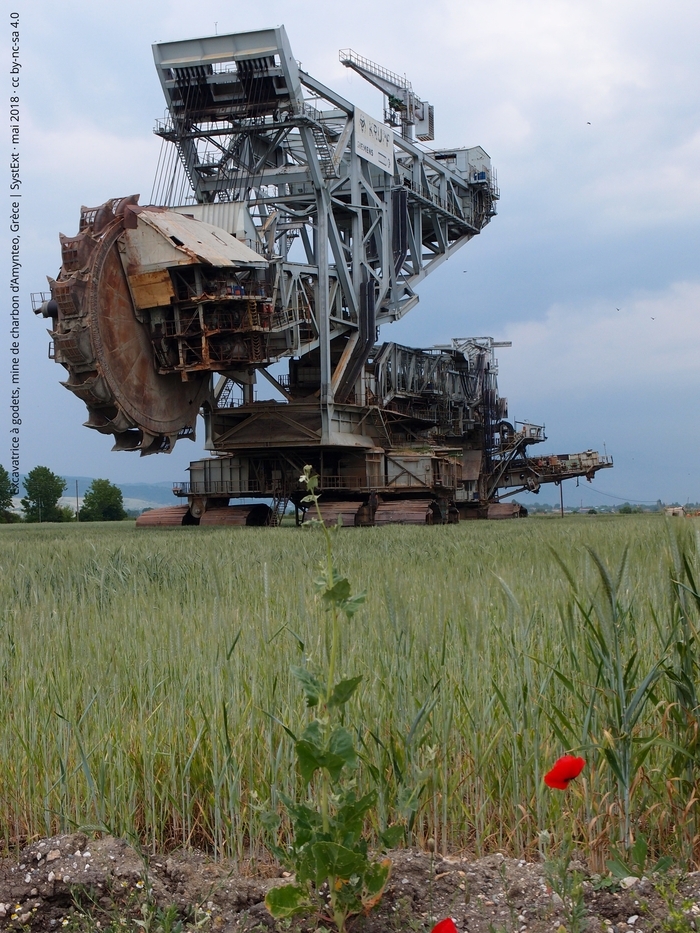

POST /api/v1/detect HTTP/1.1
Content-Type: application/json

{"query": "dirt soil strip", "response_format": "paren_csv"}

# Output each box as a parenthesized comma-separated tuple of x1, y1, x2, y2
(0, 833, 697, 931)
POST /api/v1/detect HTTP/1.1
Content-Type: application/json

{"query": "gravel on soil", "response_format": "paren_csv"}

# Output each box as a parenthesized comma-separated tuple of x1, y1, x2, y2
(0, 833, 696, 931)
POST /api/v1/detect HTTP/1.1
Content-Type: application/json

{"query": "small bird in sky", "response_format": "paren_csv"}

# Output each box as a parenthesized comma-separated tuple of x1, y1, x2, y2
(616, 307, 620, 311)
(651, 316, 655, 320)
(587, 121, 591, 125)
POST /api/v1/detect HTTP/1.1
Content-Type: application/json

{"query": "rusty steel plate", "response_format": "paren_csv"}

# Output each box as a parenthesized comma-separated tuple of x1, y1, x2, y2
(199, 504, 271, 526)
(303, 501, 360, 527)
(88, 224, 209, 439)
(136, 506, 191, 527)
(373, 499, 434, 525)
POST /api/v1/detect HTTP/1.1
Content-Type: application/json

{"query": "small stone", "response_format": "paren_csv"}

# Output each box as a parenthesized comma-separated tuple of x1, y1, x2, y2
(46, 850, 61, 862)
(620, 877, 638, 889)
(24, 874, 31, 883)
(82, 851, 91, 858)
(0, 905, 7, 918)
(30, 889, 37, 896)
(19, 912, 31, 924)
(551, 892, 563, 907)
(47, 872, 55, 883)
(628, 917, 639, 925)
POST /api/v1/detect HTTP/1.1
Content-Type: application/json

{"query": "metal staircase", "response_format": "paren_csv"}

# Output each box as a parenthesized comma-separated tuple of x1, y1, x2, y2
(309, 121, 338, 179)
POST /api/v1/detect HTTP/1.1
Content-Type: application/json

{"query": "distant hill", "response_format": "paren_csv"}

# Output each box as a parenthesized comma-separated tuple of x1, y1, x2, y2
(14, 475, 181, 515)
(113, 482, 181, 508)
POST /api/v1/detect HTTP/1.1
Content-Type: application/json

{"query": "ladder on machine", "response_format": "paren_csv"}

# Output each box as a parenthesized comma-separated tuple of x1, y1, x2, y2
(268, 489, 289, 526)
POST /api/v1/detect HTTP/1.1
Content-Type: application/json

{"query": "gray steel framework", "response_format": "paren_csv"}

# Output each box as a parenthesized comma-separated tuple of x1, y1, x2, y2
(151, 27, 499, 442)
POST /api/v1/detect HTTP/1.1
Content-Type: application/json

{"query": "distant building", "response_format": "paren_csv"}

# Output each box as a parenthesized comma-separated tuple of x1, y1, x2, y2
(665, 506, 686, 517)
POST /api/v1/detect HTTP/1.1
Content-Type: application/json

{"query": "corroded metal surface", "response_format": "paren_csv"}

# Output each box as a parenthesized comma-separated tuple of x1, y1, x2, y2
(373, 499, 434, 525)
(487, 502, 526, 519)
(133, 210, 267, 268)
(199, 504, 271, 526)
(303, 501, 360, 526)
(42, 198, 210, 454)
(90, 223, 209, 443)
(136, 506, 191, 526)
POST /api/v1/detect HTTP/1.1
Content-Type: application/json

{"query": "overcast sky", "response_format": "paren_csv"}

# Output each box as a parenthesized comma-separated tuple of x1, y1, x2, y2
(4, 0, 699, 504)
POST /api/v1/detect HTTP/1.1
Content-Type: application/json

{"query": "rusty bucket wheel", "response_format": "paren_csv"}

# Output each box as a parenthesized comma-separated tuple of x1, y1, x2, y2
(55, 211, 210, 454)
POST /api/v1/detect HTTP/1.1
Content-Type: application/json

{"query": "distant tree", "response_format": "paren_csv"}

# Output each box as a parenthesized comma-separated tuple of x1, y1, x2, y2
(619, 503, 633, 514)
(0, 464, 17, 522)
(80, 479, 127, 522)
(21, 466, 67, 522)
(0, 465, 12, 511)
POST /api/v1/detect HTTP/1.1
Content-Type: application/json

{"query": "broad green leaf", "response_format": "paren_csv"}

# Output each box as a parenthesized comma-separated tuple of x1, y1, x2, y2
(630, 834, 647, 872)
(310, 841, 367, 884)
(322, 577, 352, 604)
(336, 791, 377, 840)
(397, 784, 422, 816)
(265, 884, 311, 919)
(329, 676, 363, 708)
(291, 666, 323, 707)
(300, 718, 323, 747)
(295, 740, 324, 784)
(342, 592, 366, 618)
(379, 824, 404, 848)
(295, 738, 347, 784)
(362, 858, 392, 909)
(651, 855, 673, 875)
(606, 857, 634, 879)
(260, 809, 281, 831)
(320, 750, 349, 783)
(329, 727, 358, 771)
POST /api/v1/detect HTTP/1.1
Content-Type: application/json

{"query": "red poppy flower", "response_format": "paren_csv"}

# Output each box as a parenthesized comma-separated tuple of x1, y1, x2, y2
(431, 920, 458, 933)
(544, 755, 585, 789)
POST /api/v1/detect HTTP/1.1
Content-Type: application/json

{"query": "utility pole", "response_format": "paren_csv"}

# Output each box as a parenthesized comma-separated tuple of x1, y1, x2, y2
(76, 480, 80, 521)
(559, 481, 564, 518)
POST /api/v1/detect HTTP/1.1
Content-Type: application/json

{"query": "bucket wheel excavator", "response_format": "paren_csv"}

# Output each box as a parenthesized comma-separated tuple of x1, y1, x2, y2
(35, 26, 611, 526)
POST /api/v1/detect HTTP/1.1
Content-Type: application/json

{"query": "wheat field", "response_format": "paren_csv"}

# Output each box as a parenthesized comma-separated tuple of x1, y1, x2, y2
(1, 515, 698, 866)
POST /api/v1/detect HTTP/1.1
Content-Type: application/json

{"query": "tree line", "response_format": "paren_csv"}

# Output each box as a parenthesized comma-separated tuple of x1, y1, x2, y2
(0, 465, 127, 523)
